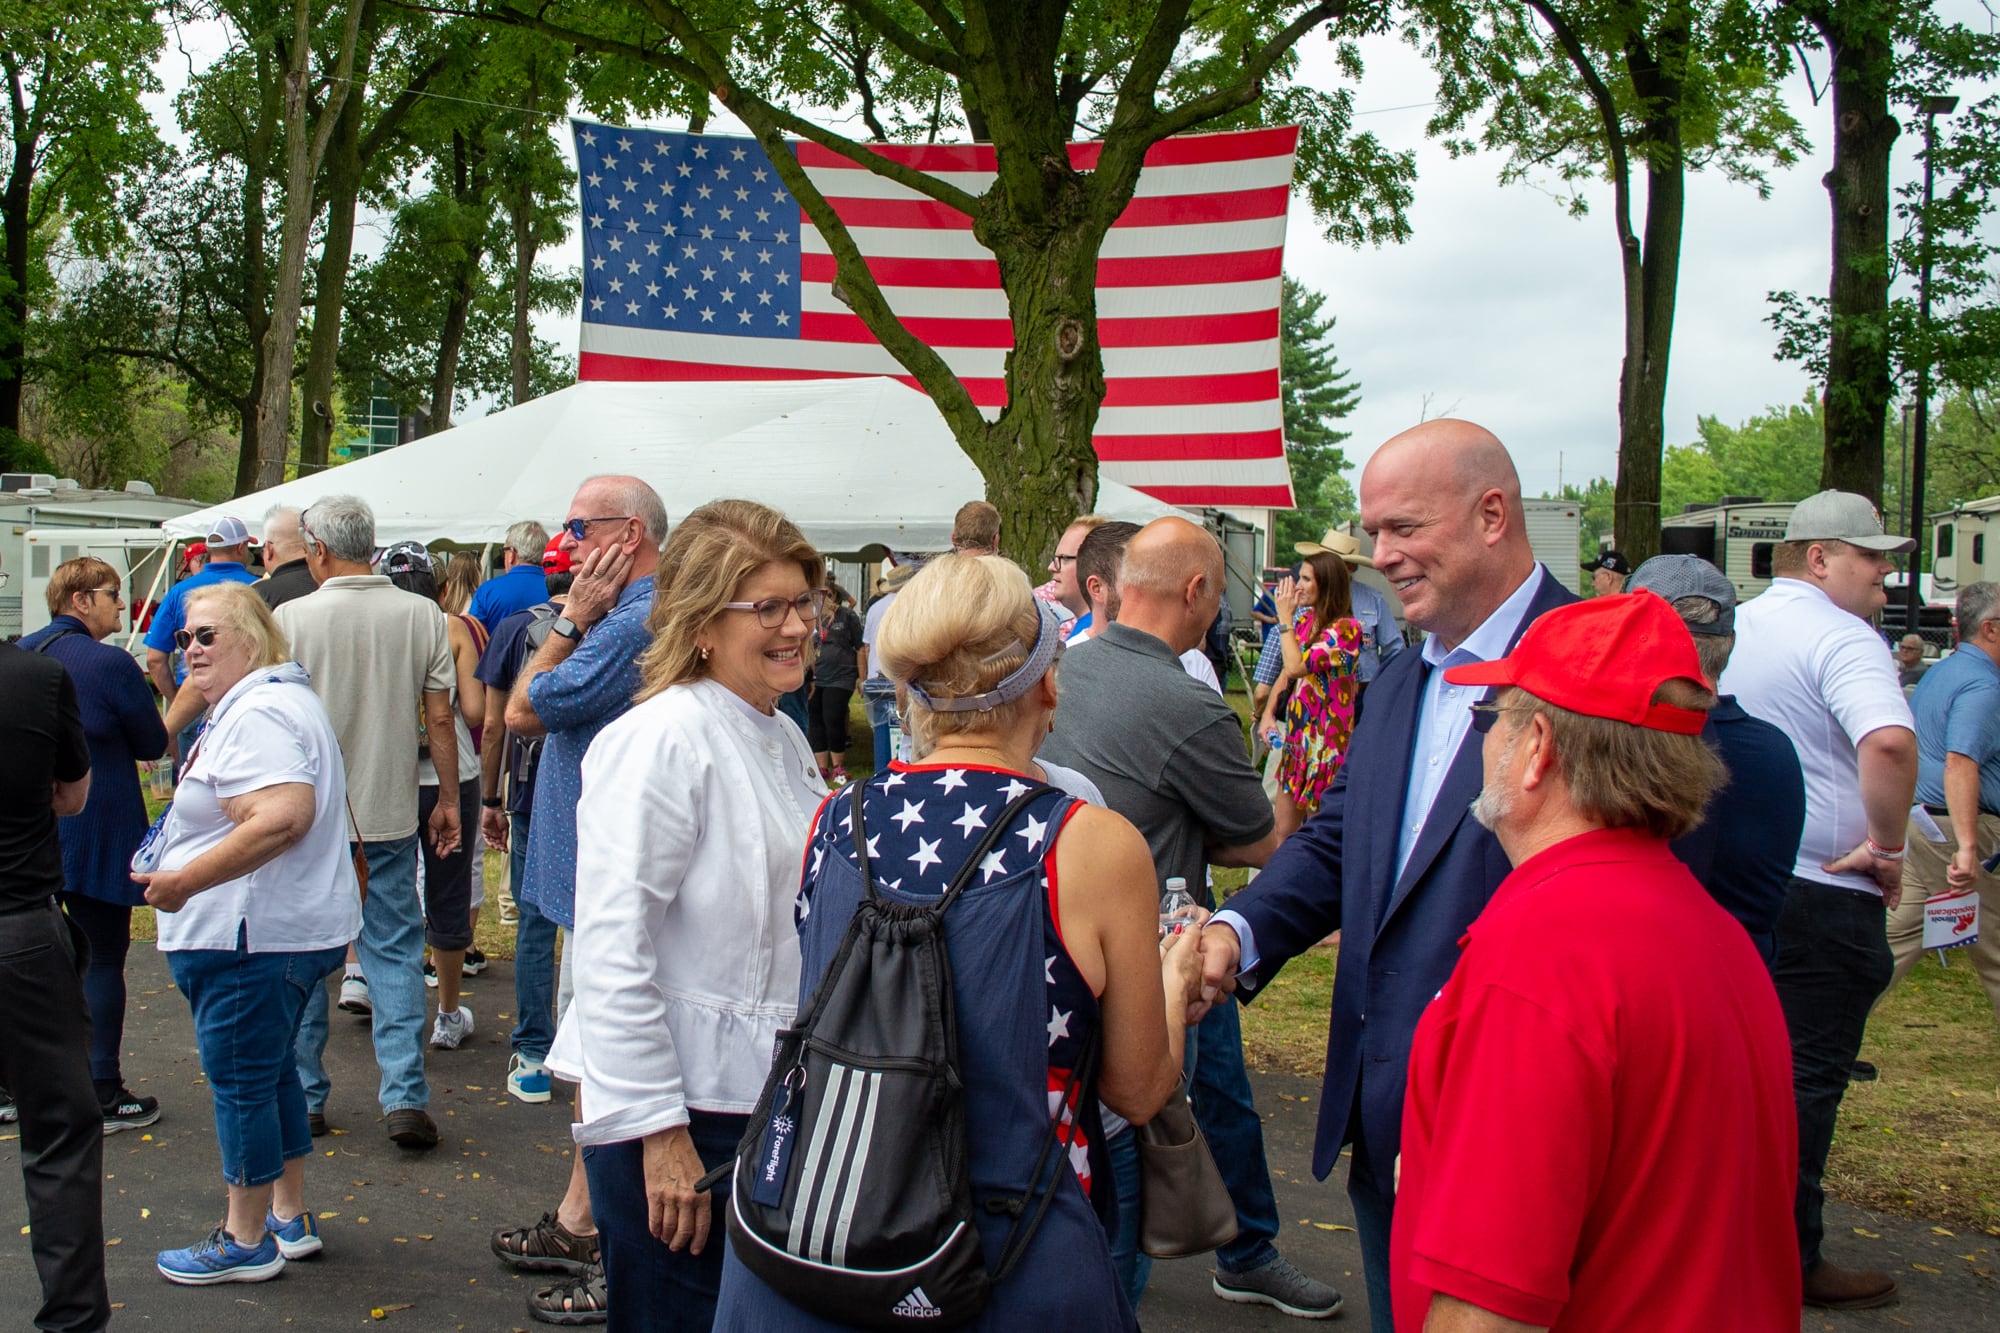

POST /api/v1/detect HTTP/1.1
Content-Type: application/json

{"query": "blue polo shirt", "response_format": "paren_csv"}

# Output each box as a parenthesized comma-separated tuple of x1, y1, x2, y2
(143, 561, 261, 681)
(1912, 641, 2000, 815)
(467, 563, 551, 634)
(520, 579, 654, 927)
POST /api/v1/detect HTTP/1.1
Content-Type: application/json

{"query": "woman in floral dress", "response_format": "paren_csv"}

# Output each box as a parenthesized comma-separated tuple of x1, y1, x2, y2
(1256, 550, 1363, 839)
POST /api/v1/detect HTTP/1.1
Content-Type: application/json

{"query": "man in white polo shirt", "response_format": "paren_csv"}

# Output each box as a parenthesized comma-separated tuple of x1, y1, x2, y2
(1720, 490, 1918, 1312)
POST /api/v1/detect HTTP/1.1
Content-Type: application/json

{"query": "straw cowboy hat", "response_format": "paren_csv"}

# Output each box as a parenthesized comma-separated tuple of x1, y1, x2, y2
(1294, 528, 1373, 568)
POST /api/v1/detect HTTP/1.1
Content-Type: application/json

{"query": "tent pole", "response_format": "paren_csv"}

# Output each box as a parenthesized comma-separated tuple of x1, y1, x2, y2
(125, 535, 175, 655)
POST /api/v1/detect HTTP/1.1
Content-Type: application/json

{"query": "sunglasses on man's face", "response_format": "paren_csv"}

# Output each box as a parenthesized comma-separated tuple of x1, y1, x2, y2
(562, 516, 631, 542)
(173, 625, 225, 651)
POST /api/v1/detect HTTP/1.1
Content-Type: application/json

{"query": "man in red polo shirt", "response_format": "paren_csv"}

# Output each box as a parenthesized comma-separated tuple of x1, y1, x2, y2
(1391, 593, 1799, 1331)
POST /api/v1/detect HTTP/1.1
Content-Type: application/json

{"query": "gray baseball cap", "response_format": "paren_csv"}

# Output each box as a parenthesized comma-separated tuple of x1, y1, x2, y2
(1628, 556, 1737, 635)
(1783, 490, 1916, 553)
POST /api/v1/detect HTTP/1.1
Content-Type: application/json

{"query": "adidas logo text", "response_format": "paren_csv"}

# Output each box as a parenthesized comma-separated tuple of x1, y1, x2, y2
(892, 1286, 942, 1319)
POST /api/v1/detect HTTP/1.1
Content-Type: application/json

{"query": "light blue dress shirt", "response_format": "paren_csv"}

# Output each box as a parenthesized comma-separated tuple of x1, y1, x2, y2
(1217, 565, 1546, 972)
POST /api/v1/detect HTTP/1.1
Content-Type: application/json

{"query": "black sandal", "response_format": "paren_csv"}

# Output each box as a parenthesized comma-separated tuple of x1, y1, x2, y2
(529, 1263, 608, 1326)
(492, 1211, 600, 1274)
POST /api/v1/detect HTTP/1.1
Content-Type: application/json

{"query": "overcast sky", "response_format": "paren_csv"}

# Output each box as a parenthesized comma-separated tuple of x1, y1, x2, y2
(147, 7, 1997, 502)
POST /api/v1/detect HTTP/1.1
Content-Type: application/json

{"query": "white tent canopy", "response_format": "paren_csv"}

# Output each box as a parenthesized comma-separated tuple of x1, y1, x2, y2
(163, 377, 1182, 553)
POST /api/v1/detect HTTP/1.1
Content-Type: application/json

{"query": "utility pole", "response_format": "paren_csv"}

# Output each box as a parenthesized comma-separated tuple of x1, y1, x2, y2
(1907, 93, 1957, 632)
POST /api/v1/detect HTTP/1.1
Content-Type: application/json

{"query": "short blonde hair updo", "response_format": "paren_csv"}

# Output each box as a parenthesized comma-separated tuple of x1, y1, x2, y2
(636, 499, 825, 702)
(185, 583, 291, 669)
(876, 554, 1050, 752)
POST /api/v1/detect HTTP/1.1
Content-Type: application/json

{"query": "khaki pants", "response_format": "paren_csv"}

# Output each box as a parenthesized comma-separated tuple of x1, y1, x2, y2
(1884, 810, 2000, 1028)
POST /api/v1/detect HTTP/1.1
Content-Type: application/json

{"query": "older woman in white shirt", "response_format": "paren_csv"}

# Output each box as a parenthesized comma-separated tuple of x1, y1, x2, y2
(549, 498, 828, 1331)
(129, 583, 360, 1286)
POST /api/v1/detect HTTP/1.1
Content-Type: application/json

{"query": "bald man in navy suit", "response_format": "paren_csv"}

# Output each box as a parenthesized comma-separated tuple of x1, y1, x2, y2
(1202, 420, 1580, 1331)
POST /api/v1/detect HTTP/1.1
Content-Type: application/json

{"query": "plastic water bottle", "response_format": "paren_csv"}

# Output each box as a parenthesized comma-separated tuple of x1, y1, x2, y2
(1160, 876, 1198, 937)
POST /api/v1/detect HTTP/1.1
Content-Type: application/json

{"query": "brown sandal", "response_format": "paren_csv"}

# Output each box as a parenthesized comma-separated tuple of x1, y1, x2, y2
(491, 1211, 600, 1275)
(529, 1263, 609, 1326)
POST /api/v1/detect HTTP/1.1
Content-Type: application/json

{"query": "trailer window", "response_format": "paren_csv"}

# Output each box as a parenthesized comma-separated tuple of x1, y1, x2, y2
(1976, 534, 1986, 565)
(1937, 523, 1954, 558)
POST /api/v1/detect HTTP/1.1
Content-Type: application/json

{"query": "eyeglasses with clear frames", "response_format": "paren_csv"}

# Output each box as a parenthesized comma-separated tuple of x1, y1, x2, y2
(722, 590, 828, 629)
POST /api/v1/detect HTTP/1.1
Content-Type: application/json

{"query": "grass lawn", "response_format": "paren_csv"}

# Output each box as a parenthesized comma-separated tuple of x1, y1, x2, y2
(1221, 912, 2000, 1233)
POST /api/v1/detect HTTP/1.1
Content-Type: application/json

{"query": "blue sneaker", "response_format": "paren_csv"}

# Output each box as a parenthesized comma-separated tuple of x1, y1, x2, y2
(266, 1209, 323, 1259)
(157, 1226, 285, 1285)
(508, 1052, 552, 1104)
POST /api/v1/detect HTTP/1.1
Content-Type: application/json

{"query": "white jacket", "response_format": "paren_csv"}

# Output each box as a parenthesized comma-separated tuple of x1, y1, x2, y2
(548, 677, 827, 1145)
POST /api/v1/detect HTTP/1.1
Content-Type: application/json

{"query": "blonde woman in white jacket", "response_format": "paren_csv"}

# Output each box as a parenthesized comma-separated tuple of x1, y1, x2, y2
(547, 499, 829, 1332)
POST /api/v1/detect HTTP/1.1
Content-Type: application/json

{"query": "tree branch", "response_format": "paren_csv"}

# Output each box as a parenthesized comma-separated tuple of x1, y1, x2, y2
(1524, 0, 1638, 254)
(838, 0, 963, 75)
(712, 80, 987, 444)
(1136, 0, 1347, 144)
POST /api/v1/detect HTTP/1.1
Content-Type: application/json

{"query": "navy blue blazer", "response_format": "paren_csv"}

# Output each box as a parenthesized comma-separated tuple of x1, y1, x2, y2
(1227, 569, 1579, 1184)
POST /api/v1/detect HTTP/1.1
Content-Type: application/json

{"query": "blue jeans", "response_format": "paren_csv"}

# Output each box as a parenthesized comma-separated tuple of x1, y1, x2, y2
(1105, 1126, 1151, 1308)
(1347, 1117, 1395, 1333)
(1773, 877, 1893, 1273)
(168, 933, 346, 1186)
(510, 812, 558, 1063)
(1187, 996, 1279, 1274)
(583, 1111, 749, 1332)
(294, 835, 429, 1114)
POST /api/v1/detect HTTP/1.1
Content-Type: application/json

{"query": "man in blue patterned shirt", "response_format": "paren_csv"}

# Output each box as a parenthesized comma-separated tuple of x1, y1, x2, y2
(494, 475, 666, 1321)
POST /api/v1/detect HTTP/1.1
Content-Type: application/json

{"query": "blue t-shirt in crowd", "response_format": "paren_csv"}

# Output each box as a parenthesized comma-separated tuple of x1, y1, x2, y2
(475, 602, 549, 815)
(520, 579, 654, 927)
(143, 561, 261, 681)
(1912, 641, 2000, 815)
(468, 564, 552, 635)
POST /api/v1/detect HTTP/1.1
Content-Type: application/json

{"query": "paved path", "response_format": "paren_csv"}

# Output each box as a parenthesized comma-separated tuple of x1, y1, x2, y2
(1, 952, 1992, 1329)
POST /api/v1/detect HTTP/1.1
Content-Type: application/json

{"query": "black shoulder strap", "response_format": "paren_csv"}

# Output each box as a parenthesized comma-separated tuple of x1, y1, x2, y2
(851, 779, 1057, 910)
(28, 628, 81, 656)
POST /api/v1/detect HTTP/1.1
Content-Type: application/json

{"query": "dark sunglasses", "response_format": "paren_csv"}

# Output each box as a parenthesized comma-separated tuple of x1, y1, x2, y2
(723, 590, 828, 629)
(173, 625, 224, 651)
(562, 516, 631, 542)
(86, 587, 124, 602)
(1469, 700, 1536, 734)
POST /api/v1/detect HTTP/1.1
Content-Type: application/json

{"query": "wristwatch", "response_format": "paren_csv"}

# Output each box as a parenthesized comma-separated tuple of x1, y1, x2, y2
(481, 796, 503, 809)
(550, 616, 583, 642)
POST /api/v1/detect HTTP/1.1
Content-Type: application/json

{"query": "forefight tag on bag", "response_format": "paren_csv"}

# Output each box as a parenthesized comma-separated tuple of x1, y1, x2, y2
(1922, 887, 1980, 952)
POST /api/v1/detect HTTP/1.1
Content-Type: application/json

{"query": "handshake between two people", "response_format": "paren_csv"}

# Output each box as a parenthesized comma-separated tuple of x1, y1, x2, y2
(1159, 910, 1246, 1029)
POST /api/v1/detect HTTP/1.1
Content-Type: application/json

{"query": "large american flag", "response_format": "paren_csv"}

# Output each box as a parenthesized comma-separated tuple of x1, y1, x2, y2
(573, 119, 1297, 509)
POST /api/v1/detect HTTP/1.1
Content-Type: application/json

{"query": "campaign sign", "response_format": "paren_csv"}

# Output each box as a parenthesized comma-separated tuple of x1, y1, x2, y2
(1922, 887, 1980, 951)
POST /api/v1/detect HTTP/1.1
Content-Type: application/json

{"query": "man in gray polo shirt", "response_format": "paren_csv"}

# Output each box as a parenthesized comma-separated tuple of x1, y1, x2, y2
(1041, 517, 1338, 1319)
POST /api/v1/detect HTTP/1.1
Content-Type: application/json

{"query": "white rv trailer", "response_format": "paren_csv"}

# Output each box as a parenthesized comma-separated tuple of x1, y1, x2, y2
(1660, 499, 1797, 600)
(2, 474, 205, 639)
(1929, 494, 2000, 594)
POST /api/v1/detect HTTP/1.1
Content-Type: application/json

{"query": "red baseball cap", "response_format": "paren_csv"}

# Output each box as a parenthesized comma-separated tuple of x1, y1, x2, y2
(180, 541, 208, 569)
(541, 535, 573, 574)
(1443, 592, 1710, 735)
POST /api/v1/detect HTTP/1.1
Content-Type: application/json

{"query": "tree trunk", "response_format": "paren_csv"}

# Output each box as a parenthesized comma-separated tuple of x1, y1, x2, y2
(972, 184, 1105, 567)
(0, 72, 35, 438)
(509, 63, 542, 406)
(233, 160, 277, 497)
(428, 132, 486, 433)
(297, 0, 378, 474)
(1613, 142, 1685, 565)
(1815, 7, 1897, 503)
(252, 0, 363, 490)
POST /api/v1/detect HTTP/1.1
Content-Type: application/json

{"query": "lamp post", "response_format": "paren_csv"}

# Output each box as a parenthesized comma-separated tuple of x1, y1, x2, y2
(1906, 92, 1956, 634)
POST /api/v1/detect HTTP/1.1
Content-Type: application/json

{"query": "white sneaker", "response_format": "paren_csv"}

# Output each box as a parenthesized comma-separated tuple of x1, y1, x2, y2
(337, 975, 371, 1015)
(429, 1006, 474, 1050)
(508, 1052, 553, 1104)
